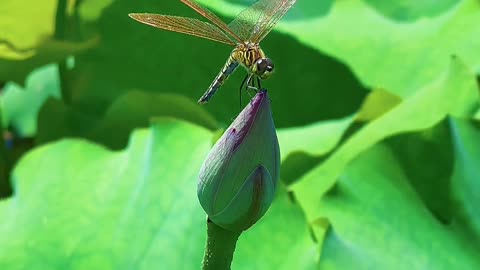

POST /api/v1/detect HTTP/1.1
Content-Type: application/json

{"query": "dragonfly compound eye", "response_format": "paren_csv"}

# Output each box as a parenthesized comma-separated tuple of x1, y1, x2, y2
(256, 58, 275, 79)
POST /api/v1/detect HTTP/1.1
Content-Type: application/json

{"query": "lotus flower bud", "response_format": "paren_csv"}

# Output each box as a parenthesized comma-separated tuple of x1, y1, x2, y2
(198, 90, 280, 232)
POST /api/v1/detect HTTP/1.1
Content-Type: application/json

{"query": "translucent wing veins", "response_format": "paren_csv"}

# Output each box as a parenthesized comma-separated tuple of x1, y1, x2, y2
(228, 0, 296, 43)
(180, 0, 243, 43)
(129, 13, 236, 46)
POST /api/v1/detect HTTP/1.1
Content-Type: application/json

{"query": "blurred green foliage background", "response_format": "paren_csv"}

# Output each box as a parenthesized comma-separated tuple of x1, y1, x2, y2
(0, 0, 479, 269)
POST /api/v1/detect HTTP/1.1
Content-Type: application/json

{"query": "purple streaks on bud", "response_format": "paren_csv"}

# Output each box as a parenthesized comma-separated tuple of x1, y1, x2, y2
(230, 90, 268, 151)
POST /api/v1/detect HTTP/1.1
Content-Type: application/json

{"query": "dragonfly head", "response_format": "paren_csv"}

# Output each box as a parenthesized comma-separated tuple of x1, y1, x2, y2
(253, 58, 275, 80)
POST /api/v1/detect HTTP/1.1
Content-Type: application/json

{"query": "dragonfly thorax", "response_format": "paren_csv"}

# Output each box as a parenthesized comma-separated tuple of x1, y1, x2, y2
(233, 43, 275, 80)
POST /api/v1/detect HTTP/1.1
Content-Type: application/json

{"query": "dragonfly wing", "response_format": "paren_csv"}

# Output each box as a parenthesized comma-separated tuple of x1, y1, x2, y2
(129, 13, 236, 45)
(180, 0, 243, 43)
(228, 0, 296, 43)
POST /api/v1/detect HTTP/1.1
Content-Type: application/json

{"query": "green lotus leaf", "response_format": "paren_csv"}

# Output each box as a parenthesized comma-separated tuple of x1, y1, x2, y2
(315, 143, 480, 269)
(0, 119, 316, 269)
(292, 57, 478, 221)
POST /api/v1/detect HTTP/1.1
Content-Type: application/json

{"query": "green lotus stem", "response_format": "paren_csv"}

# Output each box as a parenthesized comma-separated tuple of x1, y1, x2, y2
(202, 218, 242, 270)
(54, 0, 71, 104)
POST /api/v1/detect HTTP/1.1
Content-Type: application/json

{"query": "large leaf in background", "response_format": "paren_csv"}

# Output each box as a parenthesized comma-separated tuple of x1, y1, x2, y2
(0, 120, 317, 269)
(315, 144, 480, 269)
(0, 64, 61, 198)
(0, 120, 210, 269)
(450, 118, 480, 241)
(0, 108, 8, 197)
(228, 0, 459, 21)
(292, 57, 479, 221)
(36, 90, 218, 149)
(278, 116, 353, 160)
(0, 0, 56, 58)
(198, 0, 480, 97)
(0, 0, 96, 83)
(72, 0, 366, 127)
(278, 88, 406, 186)
(78, 0, 114, 21)
(277, 116, 354, 186)
(364, 0, 459, 21)
(277, 88, 403, 162)
(385, 120, 455, 224)
(1, 64, 61, 136)
(0, 38, 97, 84)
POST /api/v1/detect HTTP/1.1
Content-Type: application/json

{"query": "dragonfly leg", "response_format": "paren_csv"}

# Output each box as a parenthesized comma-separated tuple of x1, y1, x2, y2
(239, 74, 250, 109)
(245, 75, 255, 97)
(247, 75, 261, 94)
(256, 77, 262, 92)
(240, 74, 249, 90)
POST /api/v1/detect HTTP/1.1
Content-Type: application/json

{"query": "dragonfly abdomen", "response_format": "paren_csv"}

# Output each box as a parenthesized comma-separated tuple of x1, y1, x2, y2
(198, 54, 239, 104)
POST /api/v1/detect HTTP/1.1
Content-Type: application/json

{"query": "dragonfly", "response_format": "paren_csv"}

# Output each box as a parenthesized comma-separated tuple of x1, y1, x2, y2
(129, 0, 296, 104)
